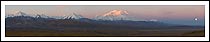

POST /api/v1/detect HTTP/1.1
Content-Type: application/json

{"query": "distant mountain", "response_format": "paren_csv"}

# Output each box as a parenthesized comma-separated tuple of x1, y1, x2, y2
(6, 14, 204, 30)
(6, 11, 35, 18)
(15, 11, 28, 16)
(64, 13, 84, 19)
(93, 10, 132, 21)
(5, 16, 165, 28)
(5, 10, 204, 29)
(35, 14, 51, 18)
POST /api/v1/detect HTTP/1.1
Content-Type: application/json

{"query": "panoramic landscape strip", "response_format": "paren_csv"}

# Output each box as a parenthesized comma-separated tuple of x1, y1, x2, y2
(5, 5, 205, 37)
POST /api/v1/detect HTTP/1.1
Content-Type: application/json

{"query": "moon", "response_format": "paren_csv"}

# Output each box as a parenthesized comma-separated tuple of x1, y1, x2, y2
(194, 18, 198, 21)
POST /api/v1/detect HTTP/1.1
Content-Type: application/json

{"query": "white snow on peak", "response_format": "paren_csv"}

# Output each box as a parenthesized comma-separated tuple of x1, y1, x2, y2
(64, 13, 84, 19)
(93, 10, 131, 21)
(102, 10, 128, 16)
(15, 11, 29, 16)
(35, 14, 50, 18)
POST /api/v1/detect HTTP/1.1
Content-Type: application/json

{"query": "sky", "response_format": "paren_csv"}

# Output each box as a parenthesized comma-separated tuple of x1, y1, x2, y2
(5, 5, 205, 26)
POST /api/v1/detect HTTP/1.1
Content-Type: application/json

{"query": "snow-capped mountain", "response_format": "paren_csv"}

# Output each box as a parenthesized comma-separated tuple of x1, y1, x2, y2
(93, 10, 131, 21)
(15, 11, 30, 16)
(6, 10, 146, 21)
(35, 14, 50, 18)
(7, 11, 35, 17)
(64, 13, 84, 19)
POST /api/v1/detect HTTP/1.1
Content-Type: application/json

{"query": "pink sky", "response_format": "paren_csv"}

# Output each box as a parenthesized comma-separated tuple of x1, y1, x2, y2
(5, 5, 205, 25)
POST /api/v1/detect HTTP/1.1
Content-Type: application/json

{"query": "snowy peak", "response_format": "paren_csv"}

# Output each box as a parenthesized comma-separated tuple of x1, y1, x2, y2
(64, 13, 84, 19)
(103, 10, 128, 16)
(35, 14, 50, 18)
(93, 10, 130, 21)
(15, 11, 28, 16)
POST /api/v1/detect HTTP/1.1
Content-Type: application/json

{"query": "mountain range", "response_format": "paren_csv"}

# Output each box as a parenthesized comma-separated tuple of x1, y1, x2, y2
(6, 10, 143, 21)
(5, 10, 205, 37)
(6, 10, 204, 29)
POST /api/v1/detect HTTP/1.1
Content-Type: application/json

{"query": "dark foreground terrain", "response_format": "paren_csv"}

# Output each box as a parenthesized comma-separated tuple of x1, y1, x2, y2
(6, 27, 204, 37)
(5, 16, 205, 37)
